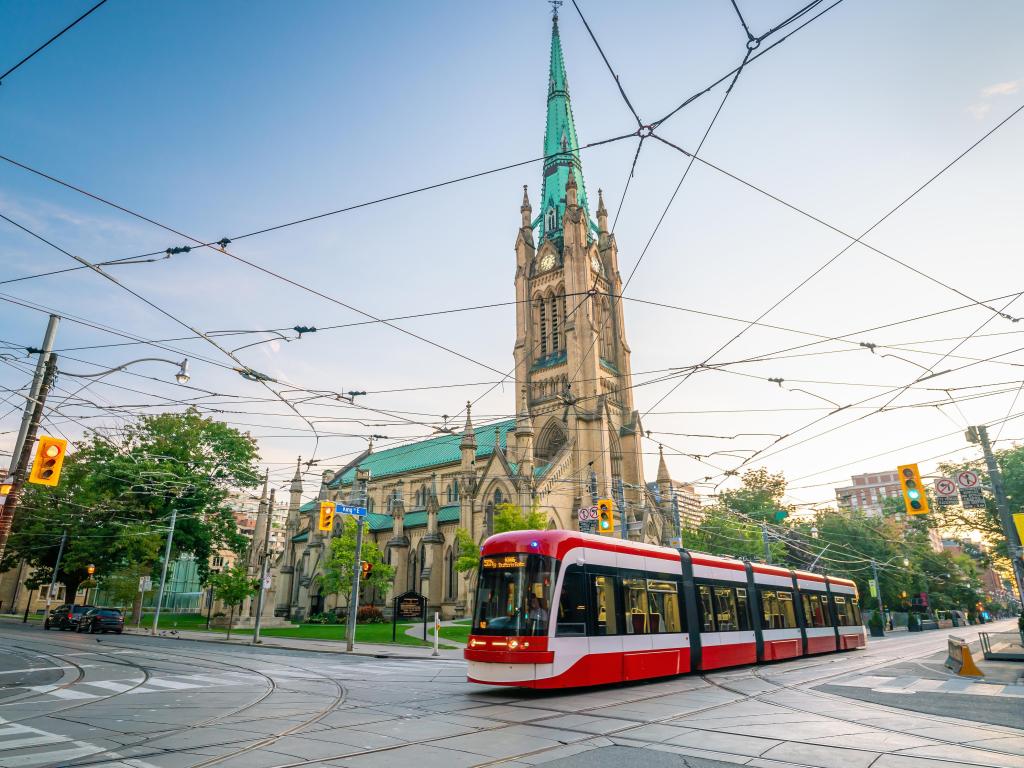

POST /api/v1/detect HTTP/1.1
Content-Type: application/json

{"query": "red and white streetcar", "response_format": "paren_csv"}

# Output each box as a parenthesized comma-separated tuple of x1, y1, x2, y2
(465, 530, 865, 688)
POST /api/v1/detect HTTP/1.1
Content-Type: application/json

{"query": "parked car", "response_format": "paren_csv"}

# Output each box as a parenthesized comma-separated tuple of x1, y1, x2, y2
(77, 608, 124, 634)
(43, 604, 95, 631)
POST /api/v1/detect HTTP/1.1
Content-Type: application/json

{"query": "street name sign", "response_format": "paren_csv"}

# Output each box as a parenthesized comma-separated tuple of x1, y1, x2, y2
(338, 504, 367, 517)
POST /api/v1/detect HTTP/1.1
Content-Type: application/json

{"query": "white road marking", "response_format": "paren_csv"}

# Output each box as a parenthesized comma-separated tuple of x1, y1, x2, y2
(0, 665, 95, 676)
(832, 673, 1017, 697)
(3, 743, 104, 766)
(79, 680, 138, 693)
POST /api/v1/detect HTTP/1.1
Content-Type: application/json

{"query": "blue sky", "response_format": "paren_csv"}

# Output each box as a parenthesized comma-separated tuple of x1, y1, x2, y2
(2, 1, 1023, 507)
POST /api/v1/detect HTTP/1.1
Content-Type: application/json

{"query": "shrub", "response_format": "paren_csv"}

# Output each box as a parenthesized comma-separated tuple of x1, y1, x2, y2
(868, 612, 884, 632)
(907, 612, 920, 630)
(357, 605, 385, 624)
(306, 612, 340, 625)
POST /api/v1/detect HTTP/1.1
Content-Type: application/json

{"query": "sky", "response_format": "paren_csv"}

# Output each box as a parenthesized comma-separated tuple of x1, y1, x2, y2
(1, 1, 1023, 509)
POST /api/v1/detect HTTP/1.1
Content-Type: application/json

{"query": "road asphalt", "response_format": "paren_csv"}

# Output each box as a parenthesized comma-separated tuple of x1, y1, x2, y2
(0, 617, 1019, 768)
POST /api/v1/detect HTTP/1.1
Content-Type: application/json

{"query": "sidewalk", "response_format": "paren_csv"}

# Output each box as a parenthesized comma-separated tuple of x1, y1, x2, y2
(403, 618, 468, 650)
(118, 626, 466, 660)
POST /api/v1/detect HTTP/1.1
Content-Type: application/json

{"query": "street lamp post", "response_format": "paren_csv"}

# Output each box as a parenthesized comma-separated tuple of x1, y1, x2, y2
(84, 563, 95, 605)
(61, 357, 190, 383)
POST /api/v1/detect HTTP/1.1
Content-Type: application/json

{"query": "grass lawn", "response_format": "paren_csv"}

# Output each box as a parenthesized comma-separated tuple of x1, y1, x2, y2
(438, 624, 471, 644)
(230, 622, 454, 648)
(139, 613, 210, 630)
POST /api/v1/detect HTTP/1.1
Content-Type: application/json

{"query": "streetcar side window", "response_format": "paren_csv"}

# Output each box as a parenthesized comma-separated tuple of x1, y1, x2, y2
(833, 595, 855, 626)
(623, 578, 650, 635)
(734, 587, 751, 631)
(760, 589, 797, 629)
(591, 575, 618, 635)
(556, 565, 588, 637)
(698, 585, 715, 632)
(712, 586, 739, 632)
(851, 597, 862, 626)
(647, 579, 683, 633)
(801, 592, 831, 628)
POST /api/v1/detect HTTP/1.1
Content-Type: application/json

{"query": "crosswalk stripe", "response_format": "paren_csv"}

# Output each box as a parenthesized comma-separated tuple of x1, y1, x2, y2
(139, 678, 199, 690)
(80, 680, 137, 693)
(25, 686, 96, 700)
(0, 735, 67, 752)
(3, 743, 104, 767)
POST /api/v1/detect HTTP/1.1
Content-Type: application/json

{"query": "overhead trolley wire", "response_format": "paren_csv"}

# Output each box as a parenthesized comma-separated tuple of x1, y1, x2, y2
(0, 0, 109, 86)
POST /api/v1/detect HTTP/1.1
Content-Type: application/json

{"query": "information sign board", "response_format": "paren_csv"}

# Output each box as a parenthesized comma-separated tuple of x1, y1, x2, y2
(934, 478, 959, 507)
(338, 504, 367, 517)
(577, 505, 597, 534)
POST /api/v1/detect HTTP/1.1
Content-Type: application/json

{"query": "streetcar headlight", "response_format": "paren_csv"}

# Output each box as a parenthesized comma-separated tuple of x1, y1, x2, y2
(508, 640, 519, 650)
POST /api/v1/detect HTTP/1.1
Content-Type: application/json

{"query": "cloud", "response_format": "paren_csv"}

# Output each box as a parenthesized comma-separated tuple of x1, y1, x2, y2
(981, 80, 1020, 97)
(968, 79, 1021, 120)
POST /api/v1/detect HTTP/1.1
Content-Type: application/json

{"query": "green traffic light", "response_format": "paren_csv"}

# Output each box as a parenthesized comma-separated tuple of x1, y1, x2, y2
(907, 488, 920, 500)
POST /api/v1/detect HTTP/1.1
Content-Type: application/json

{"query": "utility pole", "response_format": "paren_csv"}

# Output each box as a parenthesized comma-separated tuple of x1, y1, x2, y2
(0, 354, 58, 562)
(345, 468, 371, 652)
(44, 528, 68, 615)
(7, 315, 59, 480)
(871, 559, 884, 634)
(252, 487, 276, 645)
(761, 522, 772, 564)
(671, 489, 681, 547)
(151, 506, 177, 635)
(970, 425, 1024, 602)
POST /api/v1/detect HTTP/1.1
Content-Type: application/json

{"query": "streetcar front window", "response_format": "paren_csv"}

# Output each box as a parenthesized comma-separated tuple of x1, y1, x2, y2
(473, 553, 555, 636)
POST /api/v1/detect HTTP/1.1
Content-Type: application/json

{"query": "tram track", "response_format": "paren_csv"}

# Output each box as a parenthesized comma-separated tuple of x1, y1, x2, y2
(5, 632, 349, 768)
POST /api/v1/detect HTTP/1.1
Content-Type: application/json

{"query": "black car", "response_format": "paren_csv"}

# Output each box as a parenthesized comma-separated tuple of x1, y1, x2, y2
(77, 608, 124, 634)
(43, 604, 95, 631)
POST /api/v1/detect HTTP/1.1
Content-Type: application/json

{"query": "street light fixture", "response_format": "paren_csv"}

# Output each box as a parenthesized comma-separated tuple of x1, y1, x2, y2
(61, 357, 191, 384)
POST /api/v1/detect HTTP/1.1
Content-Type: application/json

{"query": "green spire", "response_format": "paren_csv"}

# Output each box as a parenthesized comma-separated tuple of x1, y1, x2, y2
(538, 11, 593, 243)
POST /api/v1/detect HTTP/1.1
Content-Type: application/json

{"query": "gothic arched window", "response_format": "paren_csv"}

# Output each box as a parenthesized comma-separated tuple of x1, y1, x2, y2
(408, 550, 417, 591)
(445, 547, 456, 600)
(539, 298, 548, 357)
(549, 294, 560, 354)
(453, 479, 459, 501)
(545, 206, 557, 232)
(494, 488, 503, 505)
(446, 484, 452, 504)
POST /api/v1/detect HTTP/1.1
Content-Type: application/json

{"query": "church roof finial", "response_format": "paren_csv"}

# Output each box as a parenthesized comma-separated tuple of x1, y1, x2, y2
(657, 444, 671, 483)
(538, 4, 592, 243)
(460, 401, 477, 449)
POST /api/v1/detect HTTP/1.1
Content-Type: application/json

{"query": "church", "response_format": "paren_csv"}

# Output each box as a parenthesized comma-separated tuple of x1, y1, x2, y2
(270, 11, 680, 622)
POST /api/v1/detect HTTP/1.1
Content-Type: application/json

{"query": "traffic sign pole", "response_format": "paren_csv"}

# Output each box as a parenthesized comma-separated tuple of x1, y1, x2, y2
(345, 469, 371, 652)
(971, 426, 1024, 603)
(44, 527, 67, 617)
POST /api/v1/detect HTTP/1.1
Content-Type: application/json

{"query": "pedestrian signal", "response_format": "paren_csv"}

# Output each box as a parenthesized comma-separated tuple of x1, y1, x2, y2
(28, 436, 68, 486)
(596, 498, 614, 534)
(897, 463, 929, 515)
(318, 501, 336, 531)
(361, 560, 373, 577)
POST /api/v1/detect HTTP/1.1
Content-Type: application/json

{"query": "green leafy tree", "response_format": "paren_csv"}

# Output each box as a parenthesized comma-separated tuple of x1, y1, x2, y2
(683, 469, 790, 561)
(1, 409, 259, 600)
(208, 565, 257, 639)
(493, 502, 546, 533)
(321, 516, 394, 607)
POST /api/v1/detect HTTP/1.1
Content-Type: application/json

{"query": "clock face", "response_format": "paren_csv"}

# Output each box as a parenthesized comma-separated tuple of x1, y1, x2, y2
(539, 252, 556, 272)
(590, 254, 603, 274)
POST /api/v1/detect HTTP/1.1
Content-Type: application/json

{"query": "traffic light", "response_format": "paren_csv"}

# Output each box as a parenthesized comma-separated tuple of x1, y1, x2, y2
(897, 463, 930, 515)
(361, 560, 373, 577)
(28, 436, 68, 486)
(596, 498, 614, 534)
(318, 501, 336, 531)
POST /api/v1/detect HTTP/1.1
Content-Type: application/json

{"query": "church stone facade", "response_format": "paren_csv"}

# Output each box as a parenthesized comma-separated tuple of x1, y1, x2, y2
(271, 13, 679, 622)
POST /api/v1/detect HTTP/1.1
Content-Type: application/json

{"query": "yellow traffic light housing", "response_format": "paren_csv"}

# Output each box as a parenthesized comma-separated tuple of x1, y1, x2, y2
(361, 560, 373, 577)
(318, 501, 336, 531)
(596, 498, 614, 535)
(28, 436, 68, 487)
(897, 463, 930, 515)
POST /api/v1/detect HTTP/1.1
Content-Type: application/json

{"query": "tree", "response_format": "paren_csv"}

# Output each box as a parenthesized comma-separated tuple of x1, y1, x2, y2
(683, 469, 791, 562)
(208, 565, 257, 639)
(493, 502, 546, 533)
(321, 516, 394, 608)
(1, 409, 259, 600)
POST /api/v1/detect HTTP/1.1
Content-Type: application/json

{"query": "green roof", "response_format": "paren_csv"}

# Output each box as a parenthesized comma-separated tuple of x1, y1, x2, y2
(299, 500, 318, 513)
(328, 419, 515, 488)
(367, 504, 461, 532)
(291, 530, 309, 543)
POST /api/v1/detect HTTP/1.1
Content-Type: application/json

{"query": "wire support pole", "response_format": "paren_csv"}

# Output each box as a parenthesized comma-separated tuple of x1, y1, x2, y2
(761, 521, 771, 564)
(973, 425, 1024, 603)
(7, 314, 59, 479)
(0, 353, 57, 562)
(252, 486, 276, 645)
(151, 506, 177, 636)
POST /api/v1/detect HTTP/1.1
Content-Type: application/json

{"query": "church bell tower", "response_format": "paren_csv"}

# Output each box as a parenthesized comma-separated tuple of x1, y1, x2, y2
(513, 9, 644, 516)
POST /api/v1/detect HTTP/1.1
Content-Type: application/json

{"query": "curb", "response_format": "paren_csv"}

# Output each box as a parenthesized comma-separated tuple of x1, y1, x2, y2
(119, 628, 463, 661)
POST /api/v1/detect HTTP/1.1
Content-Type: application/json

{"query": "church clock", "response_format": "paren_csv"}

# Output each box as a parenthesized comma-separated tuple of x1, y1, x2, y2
(539, 252, 556, 272)
(590, 253, 603, 275)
